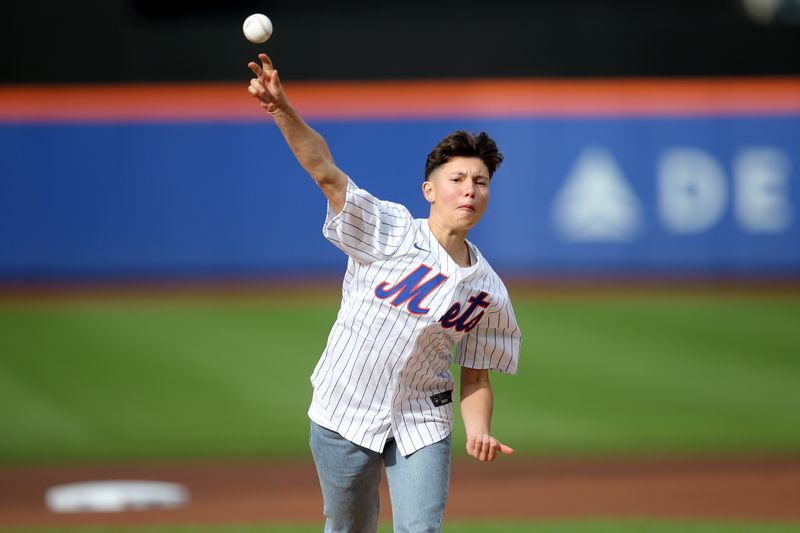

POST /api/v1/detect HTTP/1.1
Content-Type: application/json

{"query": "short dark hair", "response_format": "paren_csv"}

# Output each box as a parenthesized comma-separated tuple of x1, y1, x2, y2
(424, 130, 504, 181)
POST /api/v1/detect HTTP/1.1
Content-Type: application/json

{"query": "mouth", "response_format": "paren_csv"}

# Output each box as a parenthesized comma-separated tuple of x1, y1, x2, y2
(458, 205, 476, 212)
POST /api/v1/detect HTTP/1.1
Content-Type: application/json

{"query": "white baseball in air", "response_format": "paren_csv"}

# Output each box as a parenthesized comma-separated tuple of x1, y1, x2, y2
(243, 14, 273, 44)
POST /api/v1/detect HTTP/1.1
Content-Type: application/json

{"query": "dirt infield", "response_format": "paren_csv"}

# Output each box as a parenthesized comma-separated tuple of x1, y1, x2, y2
(2, 456, 799, 527)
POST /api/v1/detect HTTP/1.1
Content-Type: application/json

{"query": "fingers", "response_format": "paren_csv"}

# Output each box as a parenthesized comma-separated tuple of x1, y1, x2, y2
(259, 53, 274, 71)
(248, 78, 265, 98)
(248, 61, 271, 80)
(247, 61, 262, 77)
(467, 435, 513, 462)
(499, 442, 515, 455)
(247, 54, 275, 80)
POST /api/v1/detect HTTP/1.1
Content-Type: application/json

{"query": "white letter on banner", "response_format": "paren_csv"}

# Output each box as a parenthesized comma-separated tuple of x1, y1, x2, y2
(734, 148, 793, 233)
(658, 148, 727, 233)
(552, 147, 642, 241)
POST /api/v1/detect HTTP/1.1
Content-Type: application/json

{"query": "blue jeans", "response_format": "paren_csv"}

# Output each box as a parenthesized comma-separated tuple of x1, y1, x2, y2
(309, 421, 451, 533)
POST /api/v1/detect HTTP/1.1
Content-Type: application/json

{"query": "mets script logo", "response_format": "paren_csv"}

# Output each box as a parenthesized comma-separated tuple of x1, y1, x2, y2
(374, 265, 491, 331)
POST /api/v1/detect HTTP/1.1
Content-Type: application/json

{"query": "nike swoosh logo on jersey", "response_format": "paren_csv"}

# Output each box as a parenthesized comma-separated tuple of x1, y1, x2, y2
(413, 243, 430, 252)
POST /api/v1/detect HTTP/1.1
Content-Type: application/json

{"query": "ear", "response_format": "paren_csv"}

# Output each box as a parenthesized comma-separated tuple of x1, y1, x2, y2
(422, 180, 435, 204)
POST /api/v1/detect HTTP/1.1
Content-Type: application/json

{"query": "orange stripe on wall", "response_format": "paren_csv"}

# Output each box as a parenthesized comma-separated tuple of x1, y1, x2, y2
(2, 78, 800, 122)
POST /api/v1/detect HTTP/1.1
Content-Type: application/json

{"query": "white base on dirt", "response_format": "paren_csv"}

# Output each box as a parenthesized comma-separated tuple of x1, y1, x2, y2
(46, 480, 190, 513)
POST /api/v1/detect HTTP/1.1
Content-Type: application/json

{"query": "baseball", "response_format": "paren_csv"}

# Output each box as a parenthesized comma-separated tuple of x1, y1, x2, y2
(243, 14, 273, 44)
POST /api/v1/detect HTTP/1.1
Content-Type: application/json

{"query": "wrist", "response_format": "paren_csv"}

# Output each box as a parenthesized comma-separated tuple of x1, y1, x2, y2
(464, 421, 491, 436)
(268, 99, 292, 118)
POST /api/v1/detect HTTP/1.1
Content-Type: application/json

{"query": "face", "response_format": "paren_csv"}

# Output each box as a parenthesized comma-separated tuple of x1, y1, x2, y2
(423, 156, 490, 232)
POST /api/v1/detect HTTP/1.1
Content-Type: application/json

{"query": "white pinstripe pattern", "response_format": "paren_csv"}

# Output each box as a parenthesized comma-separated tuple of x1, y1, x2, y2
(308, 179, 520, 456)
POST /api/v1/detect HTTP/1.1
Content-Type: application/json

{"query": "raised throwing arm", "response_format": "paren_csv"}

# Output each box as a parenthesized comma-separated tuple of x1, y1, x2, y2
(247, 53, 348, 213)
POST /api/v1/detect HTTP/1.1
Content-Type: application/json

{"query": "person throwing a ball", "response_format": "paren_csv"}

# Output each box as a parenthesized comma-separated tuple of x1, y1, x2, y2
(247, 53, 521, 533)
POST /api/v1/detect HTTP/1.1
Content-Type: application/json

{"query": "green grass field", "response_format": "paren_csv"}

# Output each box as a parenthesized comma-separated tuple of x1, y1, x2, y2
(1, 290, 798, 463)
(1, 290, 799, 531)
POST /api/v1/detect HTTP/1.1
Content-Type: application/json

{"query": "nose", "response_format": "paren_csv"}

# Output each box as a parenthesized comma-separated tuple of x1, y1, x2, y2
(463, 180, 475, 197)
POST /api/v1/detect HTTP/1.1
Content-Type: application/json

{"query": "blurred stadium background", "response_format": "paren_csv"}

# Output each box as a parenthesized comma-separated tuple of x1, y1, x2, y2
(1, 1, 799, 531)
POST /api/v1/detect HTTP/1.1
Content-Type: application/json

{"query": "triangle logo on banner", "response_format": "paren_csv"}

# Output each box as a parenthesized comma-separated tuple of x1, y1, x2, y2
(552, 147, 643, 242)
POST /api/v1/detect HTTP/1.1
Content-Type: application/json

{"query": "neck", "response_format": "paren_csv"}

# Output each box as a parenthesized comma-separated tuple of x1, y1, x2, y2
(428, 218, 470, 267)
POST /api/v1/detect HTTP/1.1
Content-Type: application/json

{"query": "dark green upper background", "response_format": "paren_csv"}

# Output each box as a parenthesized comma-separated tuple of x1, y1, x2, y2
(4, 0, 800, 83)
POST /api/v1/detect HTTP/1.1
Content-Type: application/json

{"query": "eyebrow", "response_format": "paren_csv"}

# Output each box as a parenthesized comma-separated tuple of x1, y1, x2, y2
(449, 170, 489, 179)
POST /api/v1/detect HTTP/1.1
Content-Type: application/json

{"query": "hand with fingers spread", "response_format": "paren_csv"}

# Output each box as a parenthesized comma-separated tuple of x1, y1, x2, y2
(466, 432, 515, 463)
(247, 53, 288, 114)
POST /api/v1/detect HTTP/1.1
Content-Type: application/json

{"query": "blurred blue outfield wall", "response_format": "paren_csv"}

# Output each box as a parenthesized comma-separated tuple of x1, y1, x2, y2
(1, 114, 798, 281)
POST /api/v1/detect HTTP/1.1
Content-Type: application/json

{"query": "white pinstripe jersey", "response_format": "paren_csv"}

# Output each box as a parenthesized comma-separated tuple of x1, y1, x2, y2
(308, 178, 521, 456)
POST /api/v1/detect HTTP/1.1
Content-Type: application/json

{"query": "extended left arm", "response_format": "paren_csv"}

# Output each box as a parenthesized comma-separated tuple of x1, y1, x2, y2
(460, 366, 515, 462)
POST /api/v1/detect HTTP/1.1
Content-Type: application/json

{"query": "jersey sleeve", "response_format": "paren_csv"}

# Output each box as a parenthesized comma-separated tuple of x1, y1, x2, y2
(323, 177, 413, 263)
(455, 296, 521, 375)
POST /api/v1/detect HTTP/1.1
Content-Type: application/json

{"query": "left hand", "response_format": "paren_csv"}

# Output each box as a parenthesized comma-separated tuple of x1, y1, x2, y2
(466, 433, 515, 462)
